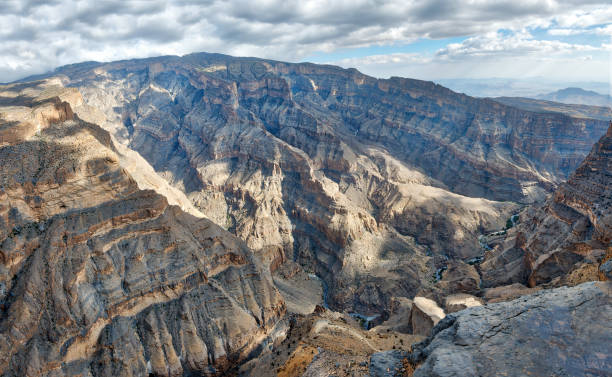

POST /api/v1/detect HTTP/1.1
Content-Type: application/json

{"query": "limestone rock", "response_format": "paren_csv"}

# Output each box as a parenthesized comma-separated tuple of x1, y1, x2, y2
(435, 260, 481, 295)
(483, 283, 541, 303)
(410, 297, 445, 336)
(14, 53, 611, 319)
(272, 261, 325, 315)
(444, 294, 482, 313)
(374, 297, 413, 333)
(601, 260, 612, 280)
(409, 282, 612, 377)
(236, 307, 422, 377)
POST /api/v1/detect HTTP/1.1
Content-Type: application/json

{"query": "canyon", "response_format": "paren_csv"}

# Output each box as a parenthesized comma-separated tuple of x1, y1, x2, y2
(1, 53, 610, 376)
(27, 53, 609, 314)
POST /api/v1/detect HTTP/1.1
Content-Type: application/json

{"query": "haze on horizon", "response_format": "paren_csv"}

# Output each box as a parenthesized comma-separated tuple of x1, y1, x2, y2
(1, 0, 611, 95)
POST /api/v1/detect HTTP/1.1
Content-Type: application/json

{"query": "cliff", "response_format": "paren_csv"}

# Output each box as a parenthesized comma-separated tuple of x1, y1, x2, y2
(0, 80, 284, 376)
(481, 121, 612, 288)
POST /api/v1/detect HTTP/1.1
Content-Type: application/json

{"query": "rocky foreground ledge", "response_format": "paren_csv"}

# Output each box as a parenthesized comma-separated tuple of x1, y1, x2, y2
(399, 281, 611, 377)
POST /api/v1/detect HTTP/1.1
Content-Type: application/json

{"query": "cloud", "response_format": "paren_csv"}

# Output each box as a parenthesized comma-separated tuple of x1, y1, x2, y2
(436, 31, 601, 59)
(331, 50, 609, 83)
(0, 0, 610, 82)
(334, 53, 431, 67)
(548, 24, 612, 36)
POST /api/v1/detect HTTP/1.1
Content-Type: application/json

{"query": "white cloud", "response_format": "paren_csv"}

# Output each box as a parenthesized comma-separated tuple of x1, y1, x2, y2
(436, 31, 601, 59)
(0, 0, 610, 82)
(331, 52, 609, 83)
(549, 24, 612, 36)
(334, 53, 431, 67)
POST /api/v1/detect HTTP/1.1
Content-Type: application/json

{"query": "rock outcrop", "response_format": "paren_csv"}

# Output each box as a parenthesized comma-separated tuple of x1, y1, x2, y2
(435, 260, 481, 296)
(368, 350, 407, 377)
(409, 282, 612, 377)
(0, 80, 284, 376)
(409, 297, 445, 336)
(236, 306, 423, 377)
(481, 122, 612, 288)
(444, 294, 482, 314)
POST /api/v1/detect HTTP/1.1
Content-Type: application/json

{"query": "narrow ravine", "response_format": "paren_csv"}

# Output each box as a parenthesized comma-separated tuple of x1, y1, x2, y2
(348, 312, 381, 330)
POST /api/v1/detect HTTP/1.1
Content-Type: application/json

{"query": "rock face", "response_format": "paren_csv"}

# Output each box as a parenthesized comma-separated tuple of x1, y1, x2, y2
(409, 282, 612, 377)
(481, 122, 612, 288)
(26, 52, 609, 313)
(236, 307, 423, 377)
(0, 80, 284, 376)
(41, 54, 609, 202)
(435, 260, 481, 295)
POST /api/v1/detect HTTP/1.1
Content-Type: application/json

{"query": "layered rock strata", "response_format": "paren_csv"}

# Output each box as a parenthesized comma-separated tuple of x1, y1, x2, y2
(0, 80, 284, 376)
(36, 53, 607, 312)
(481, 122, 612, 288)
(23, 53, 608, 313)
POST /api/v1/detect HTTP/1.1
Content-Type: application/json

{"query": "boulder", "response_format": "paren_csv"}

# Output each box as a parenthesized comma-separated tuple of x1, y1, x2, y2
(410, 282, 612, 377)
(600, 260, 612, 280)
(410, 297, 445, 336)
(444, 294, 483, 313)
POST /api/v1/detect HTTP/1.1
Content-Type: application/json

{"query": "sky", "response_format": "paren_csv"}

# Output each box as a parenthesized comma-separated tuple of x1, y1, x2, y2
(1, 0, 611, 92)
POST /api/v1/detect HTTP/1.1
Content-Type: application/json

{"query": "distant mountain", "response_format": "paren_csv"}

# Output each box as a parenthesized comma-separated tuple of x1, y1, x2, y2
(436, 78, 610, 98)
(493, 96, 612, 121)
(537, 87, 612, 107)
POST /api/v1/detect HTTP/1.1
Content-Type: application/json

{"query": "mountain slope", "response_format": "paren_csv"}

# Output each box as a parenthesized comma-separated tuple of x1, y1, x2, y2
(481, 121, 612, 288)
(44, 54, 610, 202)
(0, 80, 284, 376)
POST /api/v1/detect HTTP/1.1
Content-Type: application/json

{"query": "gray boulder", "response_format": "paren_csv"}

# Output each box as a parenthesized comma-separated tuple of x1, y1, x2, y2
(410, 297, 446, 336)
(410, 282, 612, 377)
(600, 260, 612, 280)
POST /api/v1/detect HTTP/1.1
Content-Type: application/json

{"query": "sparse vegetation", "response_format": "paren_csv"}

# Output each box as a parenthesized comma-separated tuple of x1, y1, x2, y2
(506, 214, 519, 229)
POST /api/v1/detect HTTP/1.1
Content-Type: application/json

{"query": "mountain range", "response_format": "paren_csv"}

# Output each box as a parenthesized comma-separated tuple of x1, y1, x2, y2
(1, 53, 610, 376)
(537, 87, 612, 107)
